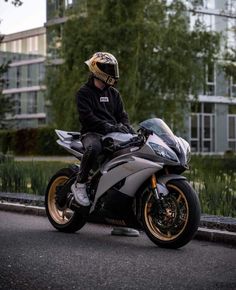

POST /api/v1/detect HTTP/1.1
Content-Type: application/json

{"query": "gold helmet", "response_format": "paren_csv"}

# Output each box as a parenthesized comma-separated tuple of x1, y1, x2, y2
(85, 52, 119, 86)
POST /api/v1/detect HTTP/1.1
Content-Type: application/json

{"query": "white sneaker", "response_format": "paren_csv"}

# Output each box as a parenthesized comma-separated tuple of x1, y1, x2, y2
(71, 182, 90, 206)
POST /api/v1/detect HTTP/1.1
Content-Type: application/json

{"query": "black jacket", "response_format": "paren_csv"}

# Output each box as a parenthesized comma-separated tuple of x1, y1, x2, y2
(76, 79, 130, 135)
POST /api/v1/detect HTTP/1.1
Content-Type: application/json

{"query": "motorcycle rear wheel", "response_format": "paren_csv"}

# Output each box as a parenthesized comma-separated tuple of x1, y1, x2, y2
(45, 168, 86, 233)
(141, 179, 200, 249)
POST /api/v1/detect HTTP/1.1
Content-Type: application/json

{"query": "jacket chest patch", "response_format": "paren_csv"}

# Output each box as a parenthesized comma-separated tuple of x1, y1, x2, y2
(100, 97, 109, 102)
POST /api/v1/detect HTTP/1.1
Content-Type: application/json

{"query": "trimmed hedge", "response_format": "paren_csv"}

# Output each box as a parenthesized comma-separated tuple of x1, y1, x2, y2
(0, 127, 66, 156)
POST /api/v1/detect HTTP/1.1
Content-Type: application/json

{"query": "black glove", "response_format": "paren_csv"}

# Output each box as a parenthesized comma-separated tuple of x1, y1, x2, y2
(113, 123, 130, 133)
(103, 123, 130, 134)
(103, 123, 115, 134)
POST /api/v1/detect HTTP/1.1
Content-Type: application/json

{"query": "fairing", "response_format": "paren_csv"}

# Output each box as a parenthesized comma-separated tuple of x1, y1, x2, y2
(140, 118, 190, 166)
(140, 118, 178, 148)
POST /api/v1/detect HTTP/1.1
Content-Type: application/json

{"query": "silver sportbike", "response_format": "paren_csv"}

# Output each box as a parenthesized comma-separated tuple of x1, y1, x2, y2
(45, 118, 201, 248)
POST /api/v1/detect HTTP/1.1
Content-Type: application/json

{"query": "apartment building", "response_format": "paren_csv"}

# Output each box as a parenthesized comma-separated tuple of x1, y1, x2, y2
(187, 0, 236, 153)
(0, 27, 47, 128)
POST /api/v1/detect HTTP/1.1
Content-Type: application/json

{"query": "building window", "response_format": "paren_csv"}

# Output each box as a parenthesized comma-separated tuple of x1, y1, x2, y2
(189, 103, 215, 153)
(16, 67, 21, 88)
(11, 40, 22, 53)
(12, 41, 17, 53)
(39, 63, 45, 84)
(2, 71, 9, 89)
(27, 92, 37, 114)
(1, 43, 7, 51)
(205, 63, 216, 96)
(27, 37, 38, 54)
(56, 0, 64, 17)
(13, 93, 21, 115)
(228, 115, 236, 151)
(229, 76, 236, 98)
(17, 40, 22, 53)
(27, 64, 33, 86)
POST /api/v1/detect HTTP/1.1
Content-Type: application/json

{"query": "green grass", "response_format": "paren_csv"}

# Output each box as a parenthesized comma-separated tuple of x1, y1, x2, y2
(186, 156, 236, 217)
(0, 161, 66, 195)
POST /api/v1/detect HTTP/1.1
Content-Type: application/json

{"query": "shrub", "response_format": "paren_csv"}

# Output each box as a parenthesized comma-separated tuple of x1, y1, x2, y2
(0, 130, 15, 154)
(14, 128, 38, 155)
(35, 127, 65, 155)
(0, 127, 66, 156)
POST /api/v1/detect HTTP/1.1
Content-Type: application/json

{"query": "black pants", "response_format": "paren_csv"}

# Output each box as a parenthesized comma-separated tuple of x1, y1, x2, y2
(78, 133, 103, 183)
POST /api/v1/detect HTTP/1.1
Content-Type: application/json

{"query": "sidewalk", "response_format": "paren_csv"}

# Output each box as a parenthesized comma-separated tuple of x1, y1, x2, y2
(0, 191, 236, 246)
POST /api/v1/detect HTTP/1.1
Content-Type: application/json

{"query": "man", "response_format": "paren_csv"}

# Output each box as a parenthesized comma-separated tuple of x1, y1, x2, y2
(71, 52, 135, 207)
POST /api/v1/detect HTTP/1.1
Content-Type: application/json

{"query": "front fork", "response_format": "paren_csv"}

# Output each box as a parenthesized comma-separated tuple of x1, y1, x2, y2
(150, 174, 169, 200)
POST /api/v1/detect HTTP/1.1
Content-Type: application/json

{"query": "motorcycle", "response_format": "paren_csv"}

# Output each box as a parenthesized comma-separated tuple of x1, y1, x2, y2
(45, 118, 201, 249)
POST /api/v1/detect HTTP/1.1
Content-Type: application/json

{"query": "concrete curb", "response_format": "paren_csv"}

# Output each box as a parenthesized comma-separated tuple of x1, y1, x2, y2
(196, 227, 236, 245)
(0, 200, 235, 246)
(0, 201, 46, 216)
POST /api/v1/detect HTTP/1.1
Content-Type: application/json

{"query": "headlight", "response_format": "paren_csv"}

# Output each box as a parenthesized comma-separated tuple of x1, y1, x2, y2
(149, 142, 179, 162)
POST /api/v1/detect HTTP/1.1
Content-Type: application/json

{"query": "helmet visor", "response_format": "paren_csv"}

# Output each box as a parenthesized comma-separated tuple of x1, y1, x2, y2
(97, 62, 119, 79)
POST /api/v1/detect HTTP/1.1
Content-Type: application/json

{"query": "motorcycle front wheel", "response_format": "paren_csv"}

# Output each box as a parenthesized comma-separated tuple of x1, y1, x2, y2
(141, 179, 201, 249)
(45, 167, 86, 233)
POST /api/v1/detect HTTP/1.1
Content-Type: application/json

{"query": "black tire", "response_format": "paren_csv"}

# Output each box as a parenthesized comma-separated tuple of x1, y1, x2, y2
(141, 179, 201, 249)
(45, 167, 86, 233)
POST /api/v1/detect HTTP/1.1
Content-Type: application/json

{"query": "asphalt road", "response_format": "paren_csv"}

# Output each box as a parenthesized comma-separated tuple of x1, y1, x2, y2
(0, 211, 235, 290)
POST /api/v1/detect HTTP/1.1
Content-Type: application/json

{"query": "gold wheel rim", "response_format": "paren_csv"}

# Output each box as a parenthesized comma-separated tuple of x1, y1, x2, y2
(48, 176, 74, 225)
(144, 184, 189, 241)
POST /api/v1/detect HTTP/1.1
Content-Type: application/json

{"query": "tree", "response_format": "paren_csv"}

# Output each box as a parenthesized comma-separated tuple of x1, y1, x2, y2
(0, 35, 13, 128)
(0, 74, 12, 128)
(223, 48, 236, 80)
(46, 0, 221, 131)
(222, 25, 236, 81)
(0, 60, 13, 128)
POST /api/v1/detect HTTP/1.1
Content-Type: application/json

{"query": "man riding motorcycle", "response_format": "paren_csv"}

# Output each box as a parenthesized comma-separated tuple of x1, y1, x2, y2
(71, 52, 135, 208)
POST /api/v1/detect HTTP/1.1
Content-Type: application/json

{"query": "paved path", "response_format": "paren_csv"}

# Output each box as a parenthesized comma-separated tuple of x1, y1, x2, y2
(0, 211, 235, 290)
(0, 191, 236, 246)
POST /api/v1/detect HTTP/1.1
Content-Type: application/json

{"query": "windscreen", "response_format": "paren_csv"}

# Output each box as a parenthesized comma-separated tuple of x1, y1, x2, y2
(139, 118, 178, 147)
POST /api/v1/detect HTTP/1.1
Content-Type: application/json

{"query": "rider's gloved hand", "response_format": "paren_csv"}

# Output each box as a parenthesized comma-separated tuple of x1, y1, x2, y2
(103, 123, 130, 134)
(103, 123, 118, 133)
(114, 124, 130, 133)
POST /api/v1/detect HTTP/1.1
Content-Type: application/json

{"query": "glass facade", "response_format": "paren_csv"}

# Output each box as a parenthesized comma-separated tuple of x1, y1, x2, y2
(0, 51, 46, 129)
(1, 53, 45, 89)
